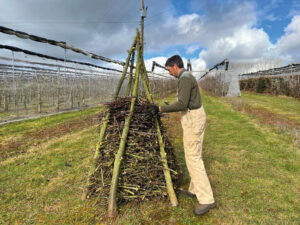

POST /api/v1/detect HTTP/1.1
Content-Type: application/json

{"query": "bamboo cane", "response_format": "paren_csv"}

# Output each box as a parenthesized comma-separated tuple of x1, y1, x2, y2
(81, 33, 137, 201)
(140, 65, 178, 207)
(108, 29, 141, 218)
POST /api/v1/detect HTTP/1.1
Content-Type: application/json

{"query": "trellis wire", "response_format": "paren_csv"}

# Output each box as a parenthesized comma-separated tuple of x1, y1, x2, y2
(0, 25, 125, 66)
(239, 63, 300, 80)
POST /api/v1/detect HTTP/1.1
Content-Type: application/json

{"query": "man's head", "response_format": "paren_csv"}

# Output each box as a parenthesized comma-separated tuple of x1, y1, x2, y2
(165, 55, 184, 77)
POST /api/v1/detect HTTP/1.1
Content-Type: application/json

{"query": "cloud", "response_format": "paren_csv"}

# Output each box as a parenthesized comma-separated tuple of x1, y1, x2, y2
(143, 55, 206, 80)
(177, 14, 203, 35)
(0, 0, 171, 63)
(289, 0, 300, 17)
(186, 44, 201, 54)
(265, 14, 278, 21)
(276, 15, 300, 61)
(190, 57, 206, 73)
(1, 0, 300, 73)
(145, 1, 300, 68)
(144, 0, 257, 53)
(144, 56, 168, 74)
(199, 26, 274, 64)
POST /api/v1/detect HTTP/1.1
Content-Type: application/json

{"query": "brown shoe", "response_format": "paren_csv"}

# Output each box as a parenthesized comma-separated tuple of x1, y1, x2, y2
(179, 189, 197, 198)
(194, 202, 216, 215)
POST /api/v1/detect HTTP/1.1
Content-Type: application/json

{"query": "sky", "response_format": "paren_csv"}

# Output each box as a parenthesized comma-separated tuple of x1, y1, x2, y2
(0, 0, 300, 73)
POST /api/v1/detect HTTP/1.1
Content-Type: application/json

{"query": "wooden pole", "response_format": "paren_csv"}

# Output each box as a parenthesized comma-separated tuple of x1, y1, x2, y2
(140, 64, 178, 207)
(108, 29, 141, 218)
(141, 0, 145, 49)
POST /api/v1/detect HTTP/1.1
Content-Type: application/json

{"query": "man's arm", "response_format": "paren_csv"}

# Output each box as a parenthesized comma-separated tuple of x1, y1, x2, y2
(160, 77, 192, 112)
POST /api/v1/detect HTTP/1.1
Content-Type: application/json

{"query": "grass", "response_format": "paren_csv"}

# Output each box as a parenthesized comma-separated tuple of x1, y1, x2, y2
(0, 106, 103, 139)
(0, 91, 299, 224)
(0, 98, 102, 123)
(0, 107, 103, 160)
(240, 92, 300, 123)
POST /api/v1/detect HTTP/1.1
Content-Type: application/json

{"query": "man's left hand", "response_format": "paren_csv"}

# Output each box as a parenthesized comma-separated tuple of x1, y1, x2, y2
(148, 104, 159, 116)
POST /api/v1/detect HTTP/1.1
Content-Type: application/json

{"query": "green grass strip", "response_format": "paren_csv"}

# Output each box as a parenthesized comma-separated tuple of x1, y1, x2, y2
(241, 92, 300, 123)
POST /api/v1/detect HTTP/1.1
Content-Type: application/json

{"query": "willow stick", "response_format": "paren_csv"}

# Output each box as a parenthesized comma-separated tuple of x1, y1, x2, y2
(126, 50, 135, 96)
(113, 35, 137, 100)
(141, 60, 151, 95)
(108, 29, 141, 218)
(81, 34, 137, 201)
(140, 65, 178, 207)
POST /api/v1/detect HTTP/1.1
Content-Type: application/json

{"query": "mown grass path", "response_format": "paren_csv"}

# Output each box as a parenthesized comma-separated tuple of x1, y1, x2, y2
(0, 92, 299, 224)
(241, 92, 300, 123)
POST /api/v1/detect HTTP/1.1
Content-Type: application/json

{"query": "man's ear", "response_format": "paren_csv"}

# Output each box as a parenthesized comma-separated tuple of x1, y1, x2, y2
(173, 63, 179, 70)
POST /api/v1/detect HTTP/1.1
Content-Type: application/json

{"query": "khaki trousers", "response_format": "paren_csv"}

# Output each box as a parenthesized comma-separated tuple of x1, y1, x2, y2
(181, 106, 215, 204)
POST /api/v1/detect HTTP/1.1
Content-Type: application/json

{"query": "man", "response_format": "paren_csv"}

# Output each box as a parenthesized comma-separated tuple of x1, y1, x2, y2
(155, 55, 215, 215)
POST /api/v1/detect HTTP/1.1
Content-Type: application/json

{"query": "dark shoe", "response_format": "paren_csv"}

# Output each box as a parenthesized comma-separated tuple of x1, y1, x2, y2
(194, 202, 216, 215)
(179, 189, 197, 198)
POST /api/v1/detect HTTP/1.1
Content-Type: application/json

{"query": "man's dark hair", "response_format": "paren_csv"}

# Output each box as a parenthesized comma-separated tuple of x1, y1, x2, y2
(165, 55, 184, 68)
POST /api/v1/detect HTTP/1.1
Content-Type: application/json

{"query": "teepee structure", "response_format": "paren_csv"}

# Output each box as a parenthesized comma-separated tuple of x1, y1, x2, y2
(81, 28, 179, 218)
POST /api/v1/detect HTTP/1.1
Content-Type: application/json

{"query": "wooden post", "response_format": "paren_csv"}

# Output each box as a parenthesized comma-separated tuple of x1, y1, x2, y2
(108, 30, 141, 218)
(140, 0, 146, 51)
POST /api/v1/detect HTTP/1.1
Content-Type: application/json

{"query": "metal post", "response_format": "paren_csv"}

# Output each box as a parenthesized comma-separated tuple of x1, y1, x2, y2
(57, 66, 60, 111)
(64, 47, 67, 108)
(11, 51, 17, 111)
(88, 70, 91, 99)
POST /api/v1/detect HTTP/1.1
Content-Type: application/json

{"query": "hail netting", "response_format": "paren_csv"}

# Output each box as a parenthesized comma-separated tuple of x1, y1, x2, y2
(87, 97, 181, 204)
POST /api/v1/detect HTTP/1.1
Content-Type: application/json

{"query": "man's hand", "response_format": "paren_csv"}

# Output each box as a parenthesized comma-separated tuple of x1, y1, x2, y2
(148, 104, 159, 116)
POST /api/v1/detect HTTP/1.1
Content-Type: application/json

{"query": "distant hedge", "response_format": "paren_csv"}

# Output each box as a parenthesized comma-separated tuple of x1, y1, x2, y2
(240, 75, 300, 98)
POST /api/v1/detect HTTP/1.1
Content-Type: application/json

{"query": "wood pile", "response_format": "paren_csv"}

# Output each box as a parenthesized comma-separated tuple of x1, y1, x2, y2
(86, 97, 181, 204)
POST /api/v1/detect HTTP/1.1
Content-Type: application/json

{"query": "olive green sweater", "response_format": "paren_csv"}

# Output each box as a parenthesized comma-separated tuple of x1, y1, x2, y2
(161, 69, 202, 112)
